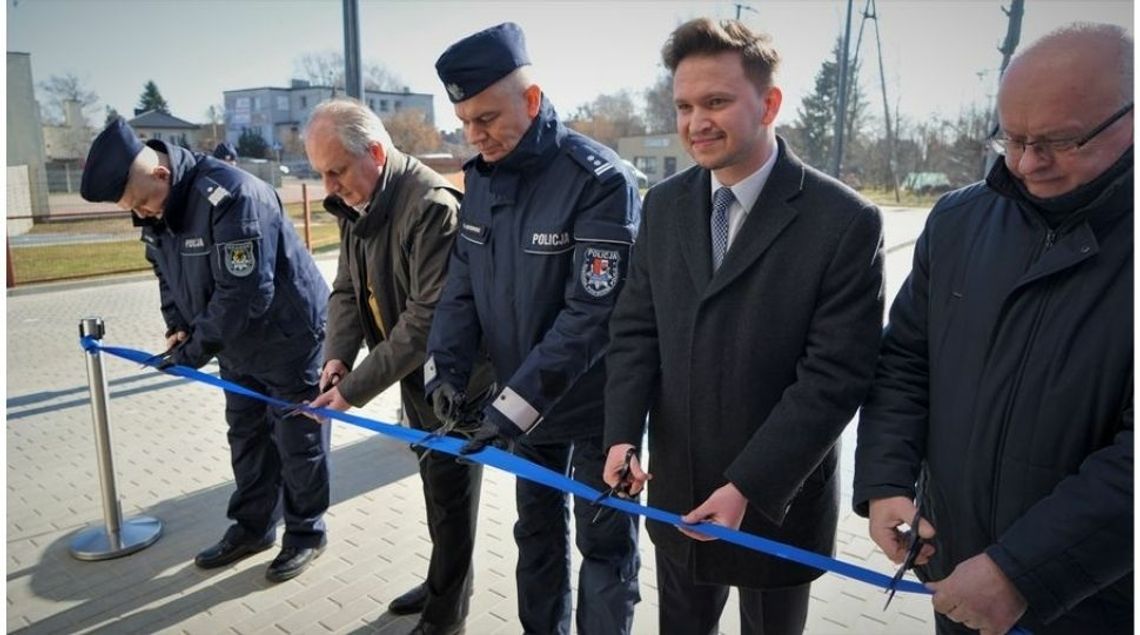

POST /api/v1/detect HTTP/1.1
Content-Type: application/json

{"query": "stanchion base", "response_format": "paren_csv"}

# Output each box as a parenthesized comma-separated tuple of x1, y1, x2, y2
(70, 516, 163, 561)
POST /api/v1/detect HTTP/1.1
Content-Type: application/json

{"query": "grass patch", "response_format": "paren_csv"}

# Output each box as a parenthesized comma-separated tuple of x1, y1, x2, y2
(10, 239, 150, 284)
(859, 187, 942, 208)
(10, 216, 341, 285)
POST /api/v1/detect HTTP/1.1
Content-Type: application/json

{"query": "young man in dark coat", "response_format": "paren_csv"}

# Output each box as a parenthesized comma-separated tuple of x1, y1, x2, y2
(303, 98, 492, 635)
(603, 18, 884, 635)
(853, 23, 1133, 635)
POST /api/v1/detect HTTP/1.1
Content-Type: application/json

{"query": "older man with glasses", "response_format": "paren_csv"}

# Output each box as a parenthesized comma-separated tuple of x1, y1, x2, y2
(853, 22, 1133, 635)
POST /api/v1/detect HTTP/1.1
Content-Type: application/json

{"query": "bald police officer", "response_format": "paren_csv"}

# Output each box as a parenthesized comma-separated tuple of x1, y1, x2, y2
(81, 118, 331, 583)
(425, 23, 642, 635)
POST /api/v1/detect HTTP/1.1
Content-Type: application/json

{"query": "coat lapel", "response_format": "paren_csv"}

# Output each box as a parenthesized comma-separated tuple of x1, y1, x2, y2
(676, 168, 714, 291)
(704, 143, 805, 299)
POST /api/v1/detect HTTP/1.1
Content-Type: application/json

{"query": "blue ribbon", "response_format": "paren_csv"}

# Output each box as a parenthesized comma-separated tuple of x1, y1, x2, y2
(78, 337, 935, 600)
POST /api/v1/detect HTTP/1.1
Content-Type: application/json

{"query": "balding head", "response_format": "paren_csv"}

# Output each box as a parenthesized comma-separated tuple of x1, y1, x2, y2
(997, 22, 1133, 198)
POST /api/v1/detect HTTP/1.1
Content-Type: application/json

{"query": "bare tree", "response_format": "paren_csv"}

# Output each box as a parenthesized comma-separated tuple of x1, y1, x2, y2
(566, 90, 646, 150)
(384, 109, 442, 154)
(364, 62, 405, 92)
(37, 73, 100, 126)
(643, 70, 675, 134)
(295, 52, 405, 92)
(295, 51, 345, 88)
(204, 104, 226, 150)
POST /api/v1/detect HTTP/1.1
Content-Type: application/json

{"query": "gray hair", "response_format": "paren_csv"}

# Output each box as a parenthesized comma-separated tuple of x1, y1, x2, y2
(305, 98, 393, 156)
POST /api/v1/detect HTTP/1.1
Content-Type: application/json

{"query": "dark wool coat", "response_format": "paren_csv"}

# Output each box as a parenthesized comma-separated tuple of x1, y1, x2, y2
(606, 139, 885, 588)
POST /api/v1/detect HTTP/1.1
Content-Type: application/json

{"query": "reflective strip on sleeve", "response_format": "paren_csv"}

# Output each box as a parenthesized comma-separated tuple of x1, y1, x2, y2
(424, 356, 437, 386)
(491, 387, 542, 433)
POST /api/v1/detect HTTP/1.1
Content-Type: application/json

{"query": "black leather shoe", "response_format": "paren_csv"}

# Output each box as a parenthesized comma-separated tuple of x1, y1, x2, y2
(388, 582, 428, 615)
(194, 537, 274, 569)
(265, 541, 326, 583)
(408, 620, 465, 635)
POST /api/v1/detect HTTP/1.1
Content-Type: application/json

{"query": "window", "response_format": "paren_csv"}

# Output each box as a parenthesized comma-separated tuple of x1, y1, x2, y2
(235, 97, 250, 110)
(634, 156, 658, 174)
(380, 100, 389, 112)
(253, 97, 262, 110)
(368, 99, 376, 111)
(644, 137, 669, 148)
(394, 101, 402, 111)
(300, 95, 308, 108)
(276, 96, 289, 111)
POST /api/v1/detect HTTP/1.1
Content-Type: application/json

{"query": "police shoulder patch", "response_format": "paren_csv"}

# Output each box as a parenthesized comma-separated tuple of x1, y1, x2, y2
(195, 177, 232, 207)
(567, 141, 620, 183)
(580, 246, 621, 297)
(222, 240, 256, 277)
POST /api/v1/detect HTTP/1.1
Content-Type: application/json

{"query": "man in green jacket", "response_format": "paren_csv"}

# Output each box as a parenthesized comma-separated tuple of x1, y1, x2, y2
(304, 98, 491, 635)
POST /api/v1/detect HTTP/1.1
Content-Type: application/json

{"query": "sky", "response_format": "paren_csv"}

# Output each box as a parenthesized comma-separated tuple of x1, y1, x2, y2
(6, 0, 1134, 136)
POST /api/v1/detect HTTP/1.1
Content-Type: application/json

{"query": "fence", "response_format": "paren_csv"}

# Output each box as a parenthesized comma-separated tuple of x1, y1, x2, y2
(6, 180, 338, 287)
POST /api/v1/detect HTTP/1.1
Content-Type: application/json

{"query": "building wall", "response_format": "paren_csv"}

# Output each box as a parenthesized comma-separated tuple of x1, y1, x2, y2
(6, 52, 50, 217)
(616, 133, 694, 185)
(224, 84, 435, 157)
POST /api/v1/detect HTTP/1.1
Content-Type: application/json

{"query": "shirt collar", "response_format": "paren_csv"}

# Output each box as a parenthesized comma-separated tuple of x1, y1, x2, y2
(710, 148, 779, 214)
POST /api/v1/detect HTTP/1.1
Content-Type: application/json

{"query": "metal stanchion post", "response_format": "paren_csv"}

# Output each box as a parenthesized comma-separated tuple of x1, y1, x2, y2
(70, 317, 163, 561)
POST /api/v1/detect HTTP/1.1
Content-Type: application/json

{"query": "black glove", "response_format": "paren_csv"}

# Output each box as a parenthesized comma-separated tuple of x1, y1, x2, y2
(458, 410, 521, 455)
(166, 336, 220, 370)
(429, 383, 466, 428)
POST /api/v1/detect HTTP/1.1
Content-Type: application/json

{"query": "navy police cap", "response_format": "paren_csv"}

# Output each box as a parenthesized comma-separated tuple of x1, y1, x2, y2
(435, 22, 531, 103)
(80, 117, 144, 203)
(213, 142, 238, 161)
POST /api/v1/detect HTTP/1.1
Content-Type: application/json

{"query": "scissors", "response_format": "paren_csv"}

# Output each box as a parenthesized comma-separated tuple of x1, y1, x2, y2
(883, 497, 926, 610)
(281, 372, 343, 422)
(590, 446, 638, 524)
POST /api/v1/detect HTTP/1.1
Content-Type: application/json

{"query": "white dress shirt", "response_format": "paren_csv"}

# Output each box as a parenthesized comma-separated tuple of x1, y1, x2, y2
(709, 149, 779, 252)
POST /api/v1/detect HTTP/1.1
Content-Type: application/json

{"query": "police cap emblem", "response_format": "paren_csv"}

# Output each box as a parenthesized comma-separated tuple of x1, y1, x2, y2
(446, 83, 465, 101)
(223, 240, 256, 277)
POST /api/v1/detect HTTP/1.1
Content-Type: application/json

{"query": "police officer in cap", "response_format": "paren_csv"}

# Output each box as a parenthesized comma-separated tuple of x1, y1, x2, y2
(426, 22, 642, 634)
(81, 118, 331, 583)
(212, 141, 238, 165)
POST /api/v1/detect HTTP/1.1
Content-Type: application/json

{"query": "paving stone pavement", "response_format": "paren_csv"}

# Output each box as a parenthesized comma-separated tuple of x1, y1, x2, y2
(7, 207, 936, 634)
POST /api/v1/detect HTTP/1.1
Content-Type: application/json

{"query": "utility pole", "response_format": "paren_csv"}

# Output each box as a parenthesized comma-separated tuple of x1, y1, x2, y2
(734, 3, 757, 20)
(984, 0, 1025, 174)
(865, 0, 900, 201)
(831, 0, 854, 178)
(343, 0, 363, 100)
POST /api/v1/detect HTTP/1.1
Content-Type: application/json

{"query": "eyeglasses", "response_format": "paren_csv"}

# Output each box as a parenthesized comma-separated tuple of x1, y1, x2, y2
(989, 102, 1133, 156)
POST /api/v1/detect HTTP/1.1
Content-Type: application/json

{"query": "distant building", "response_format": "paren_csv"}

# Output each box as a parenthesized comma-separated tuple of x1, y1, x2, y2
(128, 110, 199, 147)
(616, 133, 694, 186)
(223, 80, 434, 161)
(7, 51, 50, 223)
(42, 100, 96, 193)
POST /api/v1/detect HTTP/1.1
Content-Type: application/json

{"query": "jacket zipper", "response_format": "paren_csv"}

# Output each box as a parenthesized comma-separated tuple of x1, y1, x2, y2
(988, 228, 1056, 535)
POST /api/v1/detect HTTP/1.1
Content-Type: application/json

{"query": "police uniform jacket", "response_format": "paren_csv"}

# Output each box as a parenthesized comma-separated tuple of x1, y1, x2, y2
(853, 156, 1133, 633)
(605, 139, 885, 588)
(141, 141, 328, 373)
(322, 149, 492, 429)
(426, 97, 641, 444)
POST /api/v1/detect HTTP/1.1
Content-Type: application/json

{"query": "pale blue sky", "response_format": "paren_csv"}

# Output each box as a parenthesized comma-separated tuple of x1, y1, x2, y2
(6, 0, 1133, 134)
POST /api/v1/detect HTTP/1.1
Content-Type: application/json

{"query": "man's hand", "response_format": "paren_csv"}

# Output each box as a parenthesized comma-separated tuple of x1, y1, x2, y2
(603, 443, 651, 496)
(306, 386, 351, 416)
(679, 482, 748, 541)
(429, 383, 466, 427)
(868, 496, 937, 565)
(165, 330, 188, 350)
(320, 359, 349, 393)
(927, 553, 1028, 634)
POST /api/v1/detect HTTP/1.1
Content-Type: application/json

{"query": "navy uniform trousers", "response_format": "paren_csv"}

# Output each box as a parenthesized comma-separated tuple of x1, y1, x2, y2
(514, 434, 641, 635)
(218, 341, 330, 550)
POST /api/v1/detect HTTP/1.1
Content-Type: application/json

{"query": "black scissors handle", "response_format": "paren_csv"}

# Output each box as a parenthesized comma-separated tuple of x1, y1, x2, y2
(884, 501, 926, 609)
(591, 447, 638, 523)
